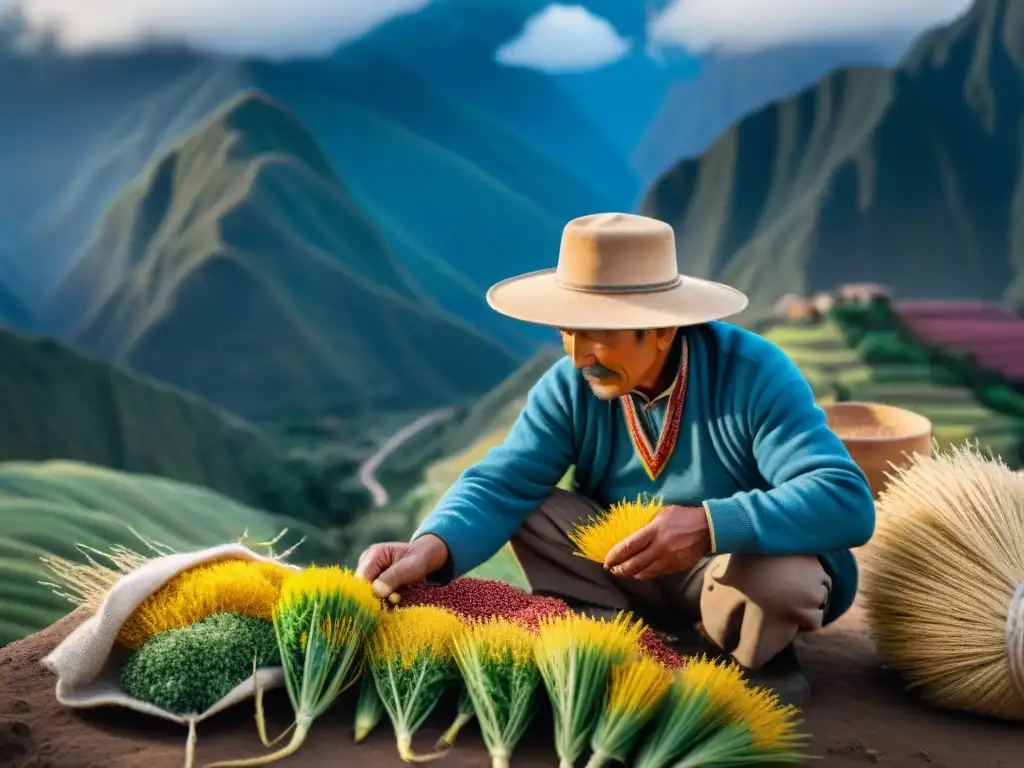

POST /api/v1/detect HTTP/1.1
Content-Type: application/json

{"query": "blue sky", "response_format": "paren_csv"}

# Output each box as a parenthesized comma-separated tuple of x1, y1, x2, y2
(1, 0, 976, 65)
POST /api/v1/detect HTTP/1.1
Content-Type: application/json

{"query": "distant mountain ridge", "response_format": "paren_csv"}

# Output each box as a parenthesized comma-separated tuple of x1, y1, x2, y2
(0, 39, 630, 313)
(642, 0, 1024, 317)
(633, 39, 907, 187)
(46, 93, 521, 422)
(2, 42, 628, 357)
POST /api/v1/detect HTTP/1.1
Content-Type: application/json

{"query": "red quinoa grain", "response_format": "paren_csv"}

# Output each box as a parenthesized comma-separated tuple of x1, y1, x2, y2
(399, 577, 687, 667)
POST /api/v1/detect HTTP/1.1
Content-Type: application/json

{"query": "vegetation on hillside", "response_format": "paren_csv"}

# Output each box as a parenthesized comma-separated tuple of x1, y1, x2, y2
(47, 92, 520, 424)
(764, 311, 1023, 465)
(643, 0, 1024, 318)
(0, 325, 369, 526)
(5, 40, 631, 355)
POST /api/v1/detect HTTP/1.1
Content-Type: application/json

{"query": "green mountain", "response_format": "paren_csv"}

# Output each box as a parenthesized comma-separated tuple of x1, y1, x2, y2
(46, 92, 521, 423)
(642, 0, 1024, 317)
(2, 45, 629, 353)
(0, 49, 248, 294)
(0, 324, 365, 525)
(246, 56, 618, 350)
(633, 40, 906, 187)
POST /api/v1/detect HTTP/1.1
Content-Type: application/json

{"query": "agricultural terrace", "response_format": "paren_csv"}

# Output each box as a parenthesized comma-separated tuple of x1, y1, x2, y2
(768, 316, 1023, 465)
(761, 320, 869, 403)
(895, 301, 1024, 381)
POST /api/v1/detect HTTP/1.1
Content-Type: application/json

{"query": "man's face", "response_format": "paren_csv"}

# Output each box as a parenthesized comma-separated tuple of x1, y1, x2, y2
(559, 328, 670, 399)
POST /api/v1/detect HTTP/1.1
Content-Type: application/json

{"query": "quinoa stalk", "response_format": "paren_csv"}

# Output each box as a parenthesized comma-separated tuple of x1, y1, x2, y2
(670, 683, 810, 766)
(435, 686, 475, 749)
(534, 613, 647, 768)
(204, 567, 381, 767)
(634, 657, 751, 768)
(249, 655, 294, 748)
(368, 606, 466, 763)
(584, 657, 672, 768)
(184, 718, 197, 768)
(353, 672, 385, 743)
(452, 618, 540, 768)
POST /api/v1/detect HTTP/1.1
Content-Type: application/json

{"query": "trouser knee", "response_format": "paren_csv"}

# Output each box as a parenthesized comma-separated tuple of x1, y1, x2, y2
(699, 554, 831, 669)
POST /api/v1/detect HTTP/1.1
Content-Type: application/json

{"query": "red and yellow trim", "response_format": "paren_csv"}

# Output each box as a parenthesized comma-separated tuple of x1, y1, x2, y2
(619, 337, 690, 481)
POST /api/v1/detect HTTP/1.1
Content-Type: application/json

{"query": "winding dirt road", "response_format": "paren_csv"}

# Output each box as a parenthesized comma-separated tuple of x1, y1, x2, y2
(357, 407, 456, 506)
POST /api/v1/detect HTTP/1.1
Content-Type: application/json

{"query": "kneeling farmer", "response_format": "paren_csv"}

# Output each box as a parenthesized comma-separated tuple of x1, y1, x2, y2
(358, 213, 875, 702)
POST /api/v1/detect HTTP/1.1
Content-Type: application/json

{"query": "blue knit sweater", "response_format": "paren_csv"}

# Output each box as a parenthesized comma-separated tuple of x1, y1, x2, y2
(414, 322, 875, 623)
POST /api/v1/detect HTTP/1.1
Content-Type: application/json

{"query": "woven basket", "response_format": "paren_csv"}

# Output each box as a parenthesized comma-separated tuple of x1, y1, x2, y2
(822, 402, 932, 498)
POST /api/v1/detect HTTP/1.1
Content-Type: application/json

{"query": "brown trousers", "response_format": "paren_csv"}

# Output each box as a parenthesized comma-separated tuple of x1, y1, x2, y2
(509, 489, 832, 669)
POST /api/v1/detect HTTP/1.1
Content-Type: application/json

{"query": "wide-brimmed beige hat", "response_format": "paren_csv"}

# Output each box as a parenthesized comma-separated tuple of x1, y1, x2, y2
(486, 212, 749, 329)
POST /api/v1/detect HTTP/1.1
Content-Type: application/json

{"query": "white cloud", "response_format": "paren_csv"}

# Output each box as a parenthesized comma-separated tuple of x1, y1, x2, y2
(495, 4, 630, 73)
(2, 0, 431, 56)
(649, 0, 975, 54)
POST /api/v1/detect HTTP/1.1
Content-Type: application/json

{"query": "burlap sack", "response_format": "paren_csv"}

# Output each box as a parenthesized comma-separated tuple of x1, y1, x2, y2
(41, 543, 300, 726)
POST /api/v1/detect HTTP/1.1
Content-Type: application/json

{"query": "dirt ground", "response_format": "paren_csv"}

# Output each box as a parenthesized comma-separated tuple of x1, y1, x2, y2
(0, 600, 1020, 768)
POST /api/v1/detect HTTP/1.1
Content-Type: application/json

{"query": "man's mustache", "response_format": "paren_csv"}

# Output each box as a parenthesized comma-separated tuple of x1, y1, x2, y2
(581, 363, 618, 379)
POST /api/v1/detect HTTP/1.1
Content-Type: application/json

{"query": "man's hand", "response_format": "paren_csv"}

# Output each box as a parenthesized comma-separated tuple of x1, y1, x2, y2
(604, 505, 711, 580)
(355, 534, 449, 599)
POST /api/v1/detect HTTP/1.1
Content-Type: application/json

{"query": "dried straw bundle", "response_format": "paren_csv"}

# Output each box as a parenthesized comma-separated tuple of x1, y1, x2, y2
(861, 443, 1024, 721)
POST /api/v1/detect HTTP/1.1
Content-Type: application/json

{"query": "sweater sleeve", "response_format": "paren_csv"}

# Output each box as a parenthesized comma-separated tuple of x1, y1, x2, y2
(412, 360, 579, 579)
(702, 346, 876, 556)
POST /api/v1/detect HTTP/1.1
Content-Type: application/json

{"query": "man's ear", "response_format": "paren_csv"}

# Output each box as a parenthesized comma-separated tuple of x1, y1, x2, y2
(654, 327, 677, 351)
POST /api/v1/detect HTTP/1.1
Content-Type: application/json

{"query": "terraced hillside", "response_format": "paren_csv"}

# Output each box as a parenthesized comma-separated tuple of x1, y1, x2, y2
(758, 320, 866, 403)
(763, 317, 1023, 460)
(895, 301, 1024, 382)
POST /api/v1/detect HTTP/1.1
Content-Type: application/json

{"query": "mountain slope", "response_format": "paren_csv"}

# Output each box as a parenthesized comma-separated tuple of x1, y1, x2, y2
(1, 42, 626, 352)
(46, 93, 520, 422)
(0, 325, 363, 523)
(0, 48, 248, 293)
(633, 40, 906, 186)
(642, 0, 1024, 317)
(247, 55, 619, 350)
(0, 271, 32, 329)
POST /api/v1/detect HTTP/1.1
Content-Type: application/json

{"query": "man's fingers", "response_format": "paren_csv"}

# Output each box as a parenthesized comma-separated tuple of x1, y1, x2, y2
(355, 544, 391, 583)
(604, 525, 656, 569)
(354, 548, 377, 581)
(372, 551, 428, 599)
(610, 544, 661, 578)
(633, 558, 672, 581)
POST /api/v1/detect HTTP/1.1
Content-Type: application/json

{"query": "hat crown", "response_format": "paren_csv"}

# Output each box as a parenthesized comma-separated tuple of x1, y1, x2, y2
(555, 213, 679, 293)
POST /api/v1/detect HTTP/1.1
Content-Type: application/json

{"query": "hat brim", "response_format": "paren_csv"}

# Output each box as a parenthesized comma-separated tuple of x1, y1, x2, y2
(485, 269, 749, 330)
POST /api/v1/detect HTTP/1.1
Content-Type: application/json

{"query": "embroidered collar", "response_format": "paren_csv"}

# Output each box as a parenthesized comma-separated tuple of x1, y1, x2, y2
(619, 335, 690, 481)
